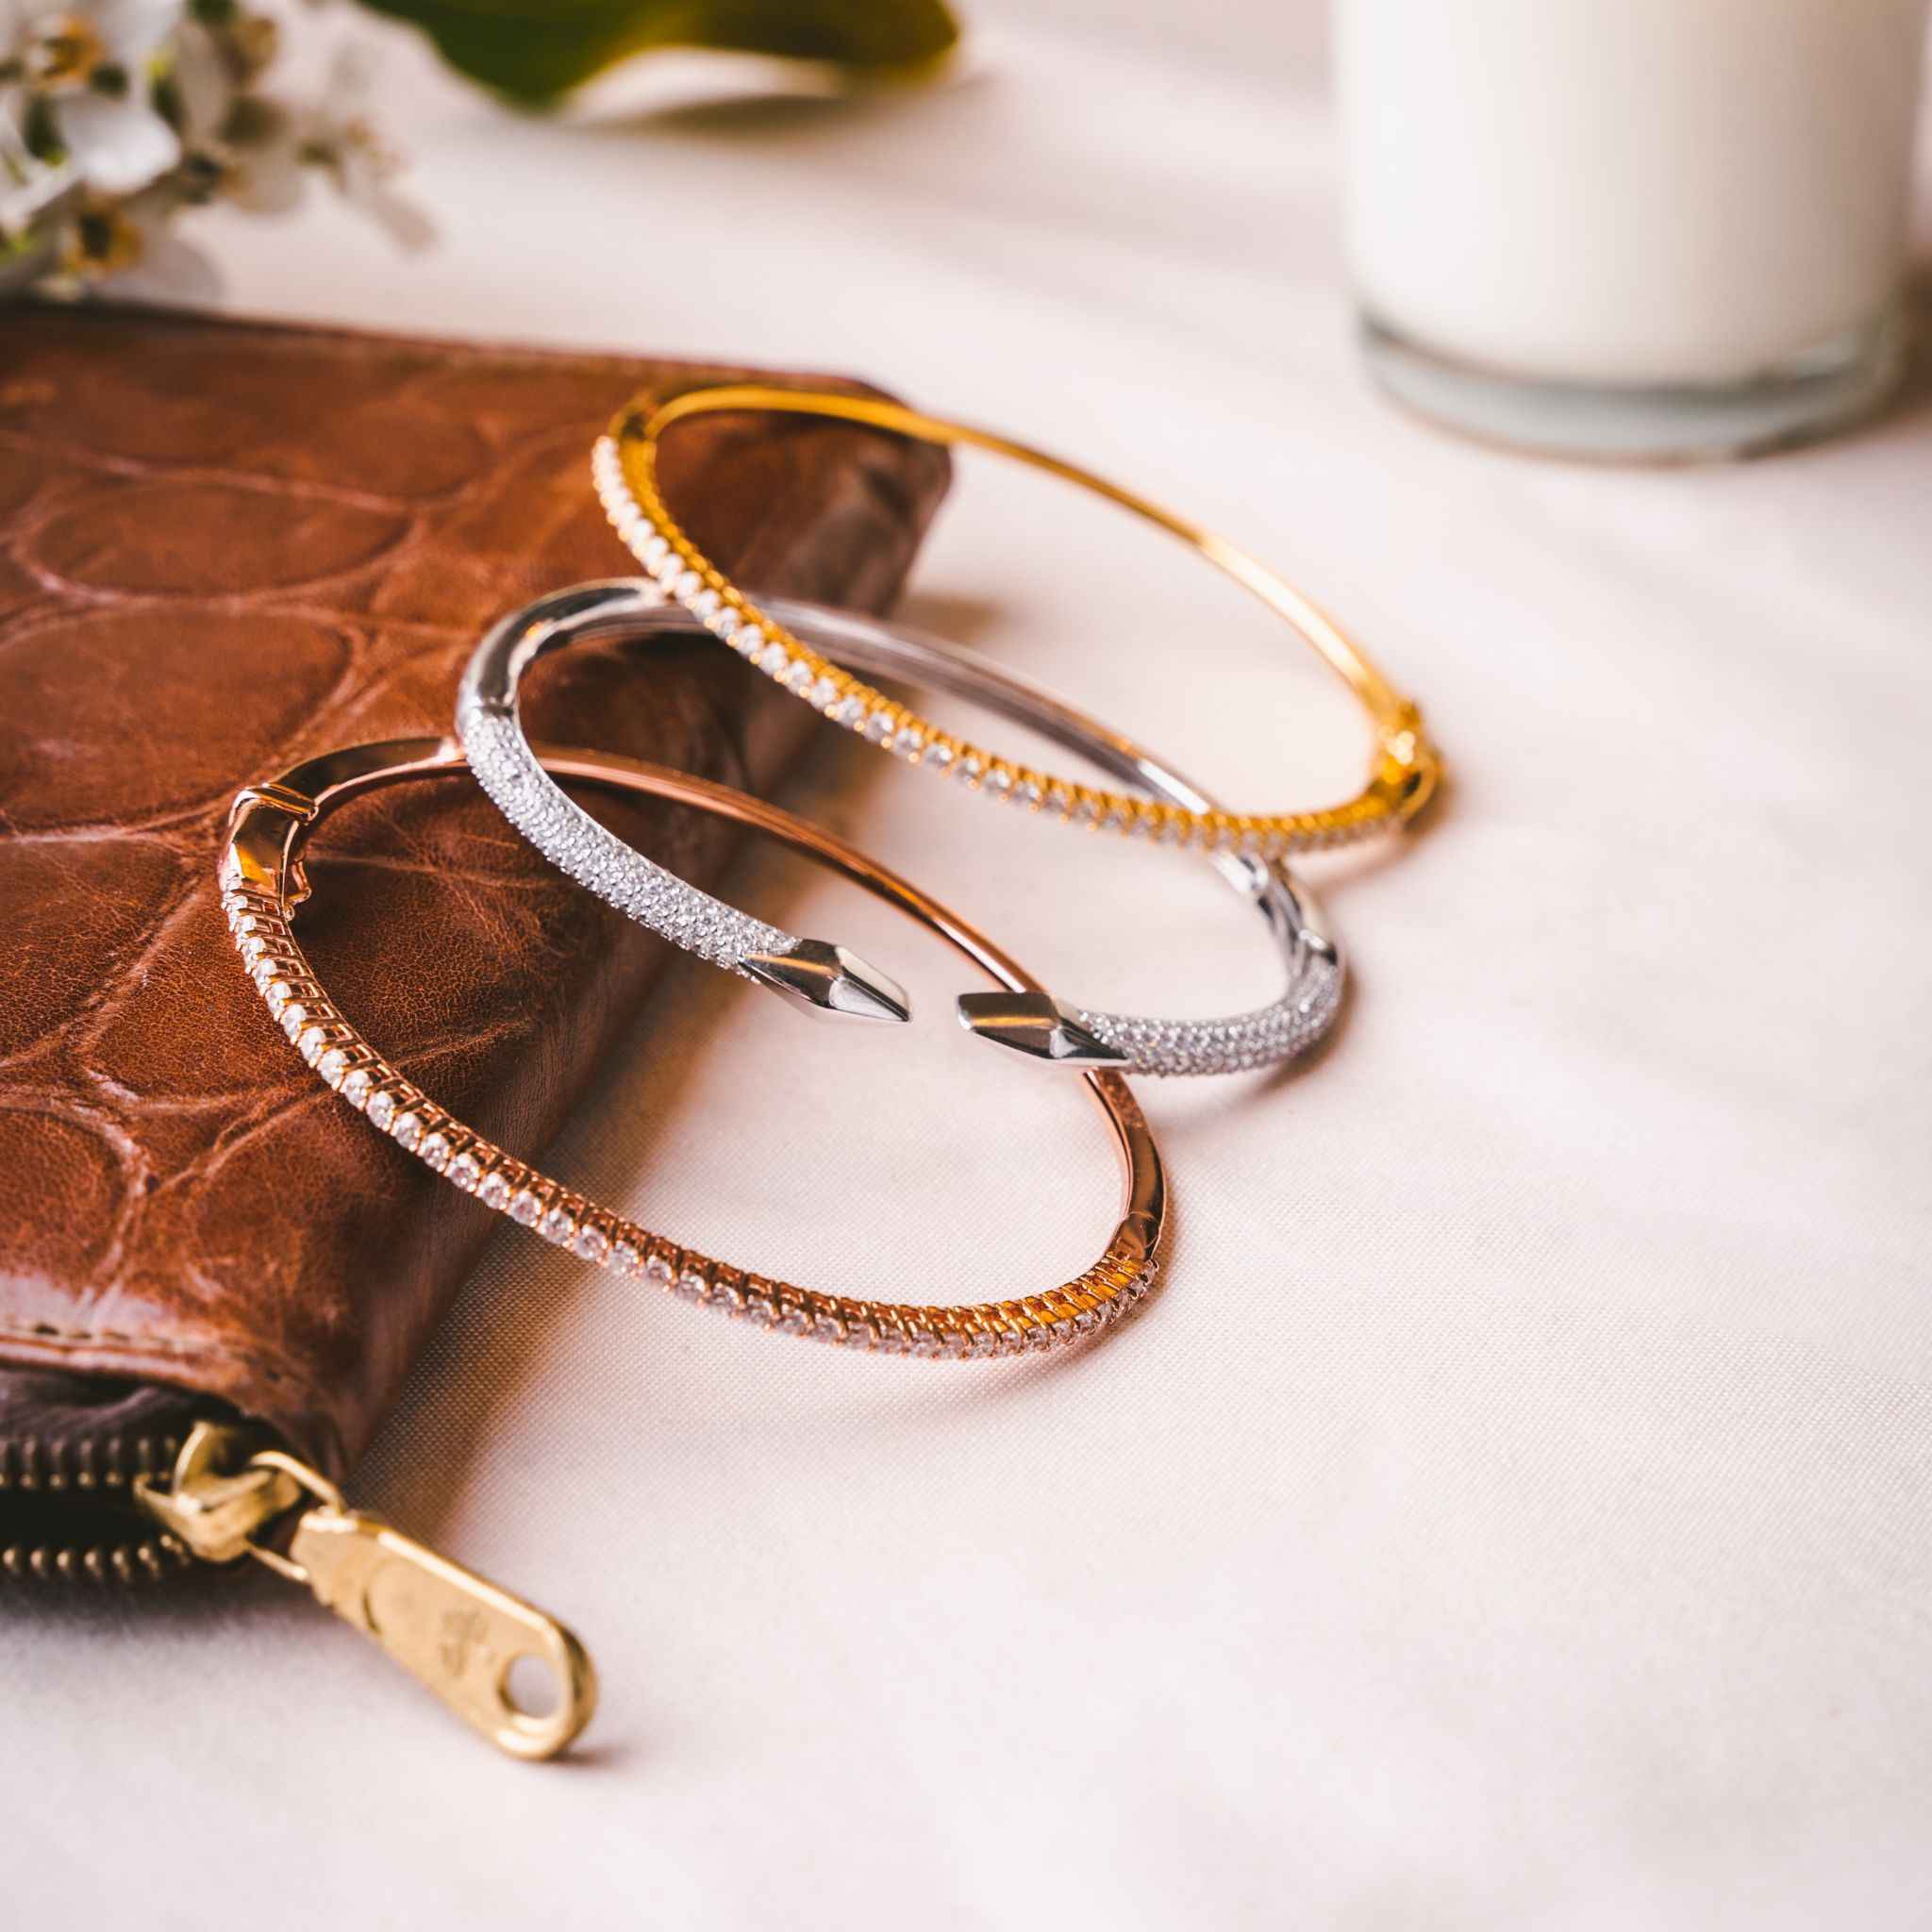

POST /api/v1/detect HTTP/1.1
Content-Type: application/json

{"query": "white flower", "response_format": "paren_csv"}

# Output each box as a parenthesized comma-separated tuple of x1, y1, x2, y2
(221, 40, 427, 245)
(64, 176, 216, 292)
(164, 13, 232, 147)
(0, 1, 413, 292)
(0, 106, 76, 240)
(16, 0, 185, 195)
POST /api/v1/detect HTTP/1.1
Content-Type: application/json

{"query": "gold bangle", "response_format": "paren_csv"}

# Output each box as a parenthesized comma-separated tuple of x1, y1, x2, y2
(221, 737, 1165, 1360)
(600, 384, 1440, 855)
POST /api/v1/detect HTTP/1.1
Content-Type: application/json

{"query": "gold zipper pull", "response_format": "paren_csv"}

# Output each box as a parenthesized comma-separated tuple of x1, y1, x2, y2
(136, 1423, 596, 1760)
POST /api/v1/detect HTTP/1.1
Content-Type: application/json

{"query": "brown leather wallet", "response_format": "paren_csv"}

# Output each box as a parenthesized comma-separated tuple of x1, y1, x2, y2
(0, 307, 948, 1591)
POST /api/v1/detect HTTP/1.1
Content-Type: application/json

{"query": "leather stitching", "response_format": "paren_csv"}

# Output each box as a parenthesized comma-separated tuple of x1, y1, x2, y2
(0, 1315, 294, 1385)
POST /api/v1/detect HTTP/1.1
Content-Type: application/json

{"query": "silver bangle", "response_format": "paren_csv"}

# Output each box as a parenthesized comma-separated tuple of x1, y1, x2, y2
(456, 581, 1342, 1077)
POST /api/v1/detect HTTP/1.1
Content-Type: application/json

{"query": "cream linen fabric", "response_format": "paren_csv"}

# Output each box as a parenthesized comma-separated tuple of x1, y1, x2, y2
(8, 8, 1931, 1927)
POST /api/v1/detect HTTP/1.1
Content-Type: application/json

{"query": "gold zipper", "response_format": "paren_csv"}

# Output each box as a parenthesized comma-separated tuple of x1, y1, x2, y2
(2, 1416, 598, 1757)
(132, 1421, 597, 1760)
(0, 1429, 191, 1584)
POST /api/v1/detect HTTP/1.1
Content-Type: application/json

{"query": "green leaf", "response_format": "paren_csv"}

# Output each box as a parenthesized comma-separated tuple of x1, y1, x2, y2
(355, 0, 961, 106)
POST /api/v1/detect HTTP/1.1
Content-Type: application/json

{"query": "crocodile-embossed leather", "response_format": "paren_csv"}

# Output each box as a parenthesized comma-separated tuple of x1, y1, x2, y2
(0, 307, 948, 1476)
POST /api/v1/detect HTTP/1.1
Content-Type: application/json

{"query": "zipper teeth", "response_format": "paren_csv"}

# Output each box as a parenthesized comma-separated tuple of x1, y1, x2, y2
(0, 1537, 192, 1586)
(0, 1432, 190, 1587)
(0, 1431, 182, 1494)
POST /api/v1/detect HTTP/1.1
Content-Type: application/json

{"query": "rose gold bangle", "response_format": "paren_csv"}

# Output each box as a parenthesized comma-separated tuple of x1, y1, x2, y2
(220, 737, 1166, 1360)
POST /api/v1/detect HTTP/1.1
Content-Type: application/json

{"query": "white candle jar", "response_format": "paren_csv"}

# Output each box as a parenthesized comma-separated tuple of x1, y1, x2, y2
(1336, 0, 1929, 459)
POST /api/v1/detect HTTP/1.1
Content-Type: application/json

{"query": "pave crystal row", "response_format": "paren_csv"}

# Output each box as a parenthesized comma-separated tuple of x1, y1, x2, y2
(1070, 970, 1341, 1079)
(223, 887, 1159, 1357)
(458, 702, 795, 976)
(456, 578, 1347, 1077)
(596, 406, 1437, 858)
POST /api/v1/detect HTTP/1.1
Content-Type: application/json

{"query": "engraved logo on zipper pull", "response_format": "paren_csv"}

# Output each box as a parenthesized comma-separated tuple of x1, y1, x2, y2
(135, 1422, 597, 1760)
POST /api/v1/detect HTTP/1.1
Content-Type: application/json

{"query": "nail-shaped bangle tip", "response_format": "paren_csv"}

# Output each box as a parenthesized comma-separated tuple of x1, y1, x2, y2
(741, 939, 911, 1024)
(956, 991, 1130, 1068)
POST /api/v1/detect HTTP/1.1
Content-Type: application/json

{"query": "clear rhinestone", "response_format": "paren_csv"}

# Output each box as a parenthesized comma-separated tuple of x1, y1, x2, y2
(926, 742, 955, 771)
(280, 1005, 309, 1041)
(985, 767, 1012, 798)
(297, 1025, 327, 1064)
(845, 1321, 877, 1351)
(391, 1111, 425, 1152)
(644, 1255, 675, 1289)
(239, 934, 268, 960)
(650, 550, 681, 585)
(366, 1090, 395, 1131)
(264, 979, 293, 1014)
(758, 641, 790, 676)
(249, 958, 281, 990)
(612, 1240, 642, 1274)
(707, 1276, 742, 1309)
(673, 569, 702, 602)
(831, 696, 866, 727)
(478, 1171, 511, 1211)
(783, 658, 815, 691)
(733, 625, 764, 658)
(418, 1131, 451, 1172)
(892, 725, 924, 760)
(807, 675, 840, 709)
(675, 1270, 707, 1302)
(317, 1047, 350, 1087)
(813, 1315, 843, 1345)
(573, 1225, 610, 1264)
(778, 1307, 810, 1337)
(691, 589, 721, 622)
(340, 1067, 373, 1108)
(740, 1297, 774, 1327)
(862, 710, 893, 743)
(447, 1151, 483, 1193)
(641, 533, 669, 569)
(539, 1206, 575, 1246)
(1018, 780, 1043, 809)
